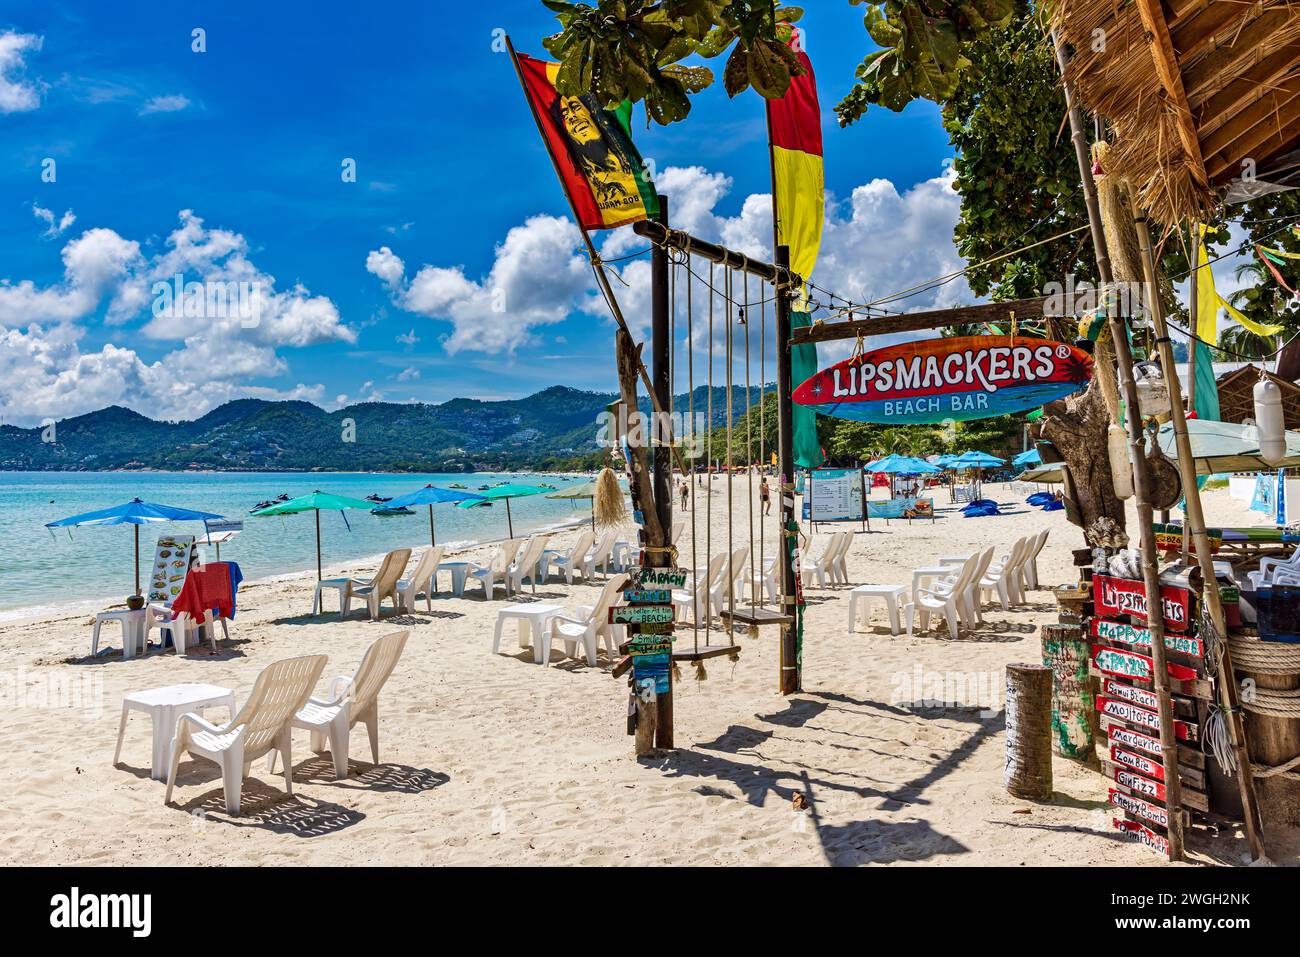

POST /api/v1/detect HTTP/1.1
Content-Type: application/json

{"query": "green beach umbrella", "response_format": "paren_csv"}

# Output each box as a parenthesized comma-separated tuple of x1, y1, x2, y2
(250, 490, 374, 580)
(456, 483, 546, 538)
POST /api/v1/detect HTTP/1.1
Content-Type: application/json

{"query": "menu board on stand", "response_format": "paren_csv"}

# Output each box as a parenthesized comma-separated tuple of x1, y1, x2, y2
(146, 535, 197, 606)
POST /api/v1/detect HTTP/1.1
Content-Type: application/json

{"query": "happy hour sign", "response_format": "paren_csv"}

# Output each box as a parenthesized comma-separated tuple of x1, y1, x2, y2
(793, 336, 1092, 424)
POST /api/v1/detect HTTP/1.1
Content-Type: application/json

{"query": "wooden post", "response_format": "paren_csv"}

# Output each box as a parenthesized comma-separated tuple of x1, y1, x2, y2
(1042, 623, 1097, 765)
(1134, 213, 1268, 859)
(315, 508, 322, 581)
(1005, 663, 1054, 800)
(775, 244, 800, 695)
(1054, 35, 1186, 859)
(1230, 637, 1300, 829)
(634, 678, 658, 757)
(650, 197, 674, 750)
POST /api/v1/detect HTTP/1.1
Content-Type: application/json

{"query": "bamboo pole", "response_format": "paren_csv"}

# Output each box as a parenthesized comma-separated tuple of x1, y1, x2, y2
(1054, 32, 1186, 860)
(1133, 213, 1268, 861)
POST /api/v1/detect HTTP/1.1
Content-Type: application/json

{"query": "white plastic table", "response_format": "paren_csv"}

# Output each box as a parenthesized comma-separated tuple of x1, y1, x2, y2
(92, 608, 147, 659)
(911, 565, 955, 605)
(493, 603, 563, 665)
(848, 584, 909, 635)
(313, 577, 353, 617)
(113, 683, 236, 781)
(435, 561, 473, 597)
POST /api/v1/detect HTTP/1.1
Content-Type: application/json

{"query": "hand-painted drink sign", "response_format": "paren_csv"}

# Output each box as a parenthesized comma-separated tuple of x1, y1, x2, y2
(1111, 745, 1165, 781)
(1114, 767, 1167, 802)
(1108, 724, 1163, 758)
(626, 566, 689, 590)
(1092, 645, 1200, 683)
(1093, 575, 1192, 632)
(623, 588, 672, 604)
(1097, 696, 1197, 741)
(792, 336, 1093, 424)
(1103, 678, 1159, 711)
(1109, 788, 1169, 828)
(1113, 817, 1169, 856)
(609, 604, 674, 625)
(1091, 618, 1203, 658)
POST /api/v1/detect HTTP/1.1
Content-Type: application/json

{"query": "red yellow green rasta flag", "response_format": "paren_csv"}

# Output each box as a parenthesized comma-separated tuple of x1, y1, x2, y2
(512, 50, 659, 232)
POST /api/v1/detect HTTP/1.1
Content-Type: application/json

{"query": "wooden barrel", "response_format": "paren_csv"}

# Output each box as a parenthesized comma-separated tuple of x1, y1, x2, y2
(1005, 662, 1054, 800)
(1229, 636, 1300, 828)
(1041, 624, 1097, 765)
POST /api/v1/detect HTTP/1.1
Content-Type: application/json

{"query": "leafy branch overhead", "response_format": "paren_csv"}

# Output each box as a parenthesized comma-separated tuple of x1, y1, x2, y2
(540, 0, 1014, 126)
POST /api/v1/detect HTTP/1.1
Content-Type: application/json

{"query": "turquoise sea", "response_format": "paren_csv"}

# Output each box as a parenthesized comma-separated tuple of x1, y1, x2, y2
(0, 471, 595, 617)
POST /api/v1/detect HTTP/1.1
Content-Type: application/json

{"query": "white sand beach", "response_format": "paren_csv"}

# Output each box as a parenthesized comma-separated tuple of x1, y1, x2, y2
(2, 483, 1296, 867)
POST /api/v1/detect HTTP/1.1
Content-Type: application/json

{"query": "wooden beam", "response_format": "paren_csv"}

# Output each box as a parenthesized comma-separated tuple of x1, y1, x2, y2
(1194, 52, 1300, 130)
(1172, 1, 1251, 59)
(1137, 0, 1209, 187)
(789, 297, 1047, 345)
(1183, 11, 1299, 104)
(1205, 85, 1300, 180)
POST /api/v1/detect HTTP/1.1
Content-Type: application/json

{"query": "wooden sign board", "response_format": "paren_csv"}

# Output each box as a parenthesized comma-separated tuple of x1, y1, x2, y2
(1096, 696, 1197, 741)
(1093, 575, 1192, 633)
(1111, 745, 1164, 781)
(1102, 678, 1159, 711)
(1154, 527, 1220, 555)
(792, 336, 1092, 424)
(622, 588, 672, 605)
(635, 621, 675, 636)
(626, 566, 689, 590)
(1113, 817, 1169, 856)
(609, 604, 674, 625)
(1091, 618, 1203, 658)
(1109, 788, 1169, 828)
(628, 637, 673, 657)
(1092, 645, 1199, 683)
(1113, 766, 1167, 802)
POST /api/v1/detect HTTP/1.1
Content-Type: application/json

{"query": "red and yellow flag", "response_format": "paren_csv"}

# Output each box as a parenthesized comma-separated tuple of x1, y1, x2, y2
(766, 32, 824, 282)
(512, 50, 659, 232)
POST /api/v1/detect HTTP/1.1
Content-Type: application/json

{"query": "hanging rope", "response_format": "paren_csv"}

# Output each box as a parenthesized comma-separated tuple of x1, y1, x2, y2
(705, 261, 715, 648)
(759, 286, 767, 607)
(744, 269, 757, 626)
(725, 266, 736, 637)
(1225, 635, 1300, 780)
(686, 249, 699, 658)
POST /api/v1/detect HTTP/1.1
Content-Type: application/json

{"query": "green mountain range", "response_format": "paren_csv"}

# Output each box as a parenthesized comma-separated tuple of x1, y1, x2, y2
(0, 385, 767, 472)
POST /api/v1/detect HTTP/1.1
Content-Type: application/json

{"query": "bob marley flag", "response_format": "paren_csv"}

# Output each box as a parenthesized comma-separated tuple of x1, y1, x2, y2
(512, 50, 659, 231)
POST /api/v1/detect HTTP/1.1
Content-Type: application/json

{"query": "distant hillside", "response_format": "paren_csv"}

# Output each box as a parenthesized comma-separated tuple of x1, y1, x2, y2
(0, 385, 768, 472)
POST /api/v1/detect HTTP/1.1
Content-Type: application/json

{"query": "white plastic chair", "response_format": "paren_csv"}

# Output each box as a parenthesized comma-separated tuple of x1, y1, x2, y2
(543, 574, 629, 665)
(397, 546, 444, 613)
(164, 654, 327, 815)
(1248, 547, 1300, 589)
(1023, 529, 1049, 590)
(343, 548, 412, 620)
(467, 538, 524, 599)
(271, 631, 409, 779)
(673, 552, 728, 624)
(801, 531, 847, 588)
(710, 544, 751, 617)
(547, 530, 595, 585)
(583, 529, 619, 579)
(979, 537, 1028, 611)
(507, 534, 553, 594)
(914, 554, 980, 640)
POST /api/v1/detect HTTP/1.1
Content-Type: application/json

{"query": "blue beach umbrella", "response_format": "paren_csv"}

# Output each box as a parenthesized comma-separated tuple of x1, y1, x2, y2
(1012, 448, 1042, 467)
(865, 454, 942, 474)
(46, 498, 224, 597)
(951, 450, 1006, 469)
(384, 484, 485, 547)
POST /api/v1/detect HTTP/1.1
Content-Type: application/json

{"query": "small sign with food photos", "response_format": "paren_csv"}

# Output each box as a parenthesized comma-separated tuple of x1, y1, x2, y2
(147, 535, 197, 605)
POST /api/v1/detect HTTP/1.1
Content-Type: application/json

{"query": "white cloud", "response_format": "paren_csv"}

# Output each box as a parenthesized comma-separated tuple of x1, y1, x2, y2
(397, 366, 420, 381)
(32, 204, 76, 238)
(367, 163, 971, 364)
(140, 93, 190, 115)
(0, 211, 353, 425)
(0, 31, 42, 113)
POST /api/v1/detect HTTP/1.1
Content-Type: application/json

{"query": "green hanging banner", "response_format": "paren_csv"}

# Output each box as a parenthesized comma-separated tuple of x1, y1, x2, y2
(791, 311, 824, 468)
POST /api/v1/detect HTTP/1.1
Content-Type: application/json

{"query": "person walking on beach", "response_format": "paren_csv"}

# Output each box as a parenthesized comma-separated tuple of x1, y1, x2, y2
(760, 476, 771, 515)
(679, 478, 689, 511)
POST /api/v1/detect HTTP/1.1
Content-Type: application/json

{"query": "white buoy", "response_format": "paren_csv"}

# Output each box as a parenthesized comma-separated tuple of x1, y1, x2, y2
(1108, 423, 1134, 500)
(1254, 378, 1286, 466)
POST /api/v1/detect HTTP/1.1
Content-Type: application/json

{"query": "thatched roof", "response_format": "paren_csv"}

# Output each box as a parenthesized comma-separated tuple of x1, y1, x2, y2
(1050, 0, 1300, 224)
(1215, 363, 1300, 428)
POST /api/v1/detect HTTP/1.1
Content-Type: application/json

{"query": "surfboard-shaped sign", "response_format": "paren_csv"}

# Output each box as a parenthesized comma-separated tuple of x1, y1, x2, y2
(792, 336, 1092, 424)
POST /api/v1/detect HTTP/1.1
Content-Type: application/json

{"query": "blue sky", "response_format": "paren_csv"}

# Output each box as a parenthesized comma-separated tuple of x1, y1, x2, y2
(0, 1, 963, 426)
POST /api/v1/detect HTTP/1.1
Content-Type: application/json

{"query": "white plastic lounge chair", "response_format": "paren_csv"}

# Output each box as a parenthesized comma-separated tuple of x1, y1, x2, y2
(829, 531, 853, 585)
(271, 630, 409, 779)
(164, 654, 327, 815)
(711, 544, 751, 617)
(397, 546, 444, 613)
(673, 552, 728, 624)
(1022, 529, 1049, 590)
(507, 534, 553, 594)
(584, 529, 619, 579)
(913, 553, 980, 640)
(801, 531, 848, 588)
(1248, 547, 1300, 589)
(542, 574, 629, 666)
(343, 547, 412, 620)
(547, 530, 595, 585)
(467, 538, 525, 599)
(979, 537, 1028, 611)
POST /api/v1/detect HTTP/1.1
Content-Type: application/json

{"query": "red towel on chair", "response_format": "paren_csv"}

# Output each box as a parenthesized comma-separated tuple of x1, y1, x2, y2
(172, 562, 235, 621)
